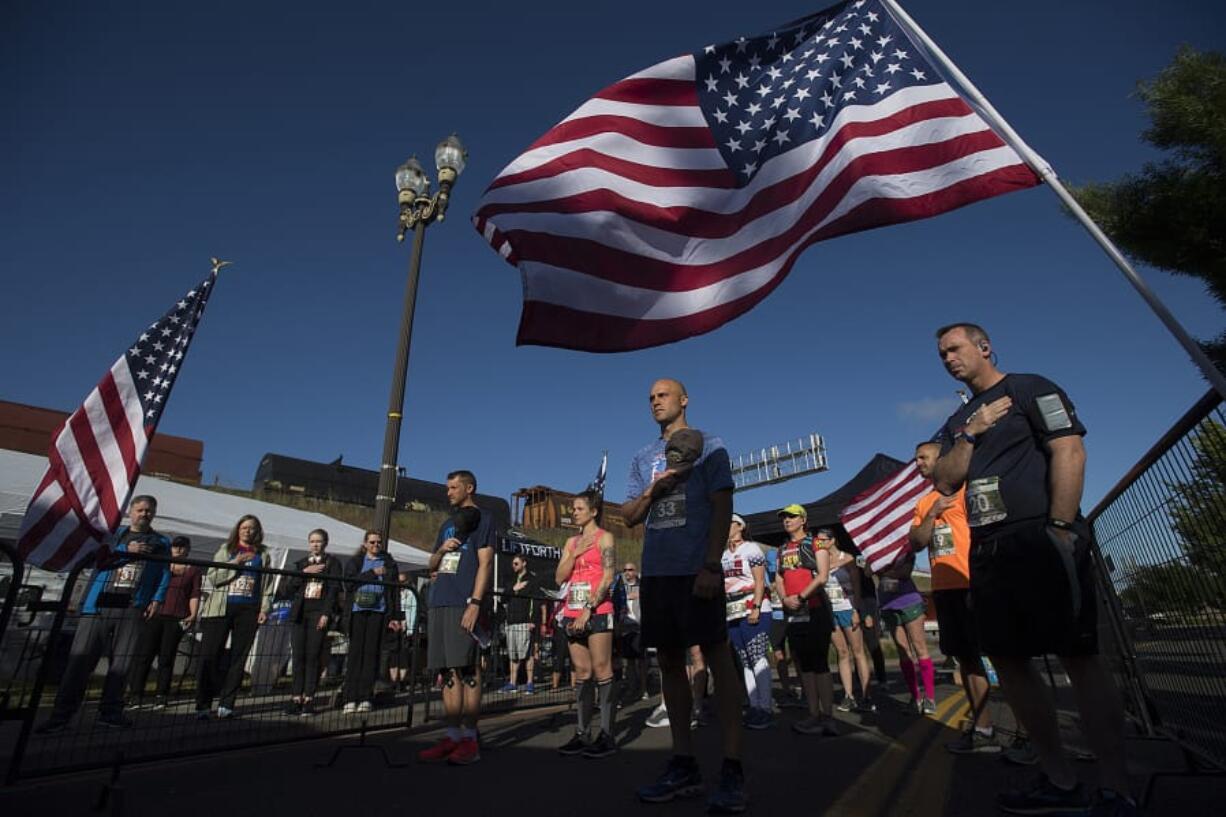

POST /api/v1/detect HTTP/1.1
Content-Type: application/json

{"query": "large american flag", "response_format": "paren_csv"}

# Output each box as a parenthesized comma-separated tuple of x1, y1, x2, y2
(17, 270, 218, 571)
(840, 459, 931, 573)
(474, 0, 1040, 352)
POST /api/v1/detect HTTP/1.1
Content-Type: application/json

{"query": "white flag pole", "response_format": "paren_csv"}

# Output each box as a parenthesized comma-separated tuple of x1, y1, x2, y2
(882, 0, 1226, 399)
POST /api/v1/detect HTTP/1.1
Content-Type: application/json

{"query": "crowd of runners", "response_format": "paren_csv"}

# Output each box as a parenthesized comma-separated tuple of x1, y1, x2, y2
(30, 322, 1138, 816)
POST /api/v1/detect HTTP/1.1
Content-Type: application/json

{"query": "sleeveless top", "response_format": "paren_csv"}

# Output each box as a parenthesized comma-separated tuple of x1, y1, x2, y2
(563, 530, 615, 618)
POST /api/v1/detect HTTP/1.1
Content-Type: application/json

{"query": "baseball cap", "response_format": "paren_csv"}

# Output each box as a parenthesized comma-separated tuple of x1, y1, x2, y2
(777, 503, 807, 518)
(731, 513, 746, 527)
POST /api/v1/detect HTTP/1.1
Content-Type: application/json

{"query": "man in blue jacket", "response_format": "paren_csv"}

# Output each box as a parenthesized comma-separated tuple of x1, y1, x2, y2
(38, 495, 171, 731)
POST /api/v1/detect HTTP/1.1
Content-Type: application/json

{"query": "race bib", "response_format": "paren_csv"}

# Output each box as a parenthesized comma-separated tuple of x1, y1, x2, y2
(967, 476, 1008, 527)
(788, 607, 810, 623)
(878, 578, 899, 593)
(230, 574, 256, 598)
(111, 562, 143, 591)
(305, 580, 324, 600)
(354, 589, 381, 609)
(825, 582, 845, 603)
(931, 522, 956, 558)
(567, 581, 592, 611)
(725, 596, 749, 621)
(648, 490, 687, 530)
(439, 551, 461, 574)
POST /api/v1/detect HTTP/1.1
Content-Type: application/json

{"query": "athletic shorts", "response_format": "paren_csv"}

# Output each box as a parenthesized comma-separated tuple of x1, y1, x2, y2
(970, 518, 1098, 658)
(882, 602, 925, 631)
(427, 606, 478, 670)
(505, 622, 533, 661)
(769, 617, 788, 652)
(640, 575, 727, 650)
(550, 626, 570, 668)
(933, 588, 979, 658)
(563, 612, 614, 643)
(786, 606, 833, 674)
(832, 608, 855, 630)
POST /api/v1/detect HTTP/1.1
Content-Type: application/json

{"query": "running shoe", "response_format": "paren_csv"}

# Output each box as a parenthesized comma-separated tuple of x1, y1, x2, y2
(447, 737, 480, 766)
(1003, 735, 1040, 766)
(284, 700, 303, 716)
(194, 709, 211, 721)
(857, 698, 878, 714)
(743, 708, 774, 730)
(836, 696, 857, 712)
(1091, 789, 1139, 817)
(818, 717, 841, 737)
(792, 715, 828, 735)
(708, 765, 748, 814)
(945, 727, 1002, 755)
(152, 696, 168, 710)
(418, 737, 459, 763)
(920, 698, 937, 715)
(98, 712, 133, 728)
(637, 757, 703, 803)
(342, 702, 357, 714)
(557, 732, 589, 756)
(300, 699, 316, 717)
(497, 682, 517, 693)
(582, 731, 617, 759)
(521, 683, 535, 695)
(216, 706, 234, 720)
(646, 703, 671, 728)
(997, 774, 1091, 816)
(356, 701, 373, 713)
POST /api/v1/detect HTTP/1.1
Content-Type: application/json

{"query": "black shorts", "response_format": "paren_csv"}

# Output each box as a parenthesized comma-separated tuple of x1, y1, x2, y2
(768, 618, 788, 652)
(564, 612, 614, 643)
(970, 519, 1098, 658)
(550, 627, 570, 668)
(933, 588, 980, 659)
(640, 575, 727, 651)
(786, 607, 833, 674)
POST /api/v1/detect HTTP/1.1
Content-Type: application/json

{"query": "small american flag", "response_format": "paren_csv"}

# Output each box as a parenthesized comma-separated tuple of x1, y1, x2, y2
(840, 459, 930, 573)
(474, 0, 1039, 352)
(17, 269, 219, 571)
(587, 451, 608, 498)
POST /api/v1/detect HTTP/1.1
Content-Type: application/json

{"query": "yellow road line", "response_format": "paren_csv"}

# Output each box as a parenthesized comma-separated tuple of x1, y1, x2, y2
(826, 694, 969, 817)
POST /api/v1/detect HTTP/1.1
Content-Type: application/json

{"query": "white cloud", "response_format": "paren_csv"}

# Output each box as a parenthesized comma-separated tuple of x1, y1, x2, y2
(896, 395, 961, 425)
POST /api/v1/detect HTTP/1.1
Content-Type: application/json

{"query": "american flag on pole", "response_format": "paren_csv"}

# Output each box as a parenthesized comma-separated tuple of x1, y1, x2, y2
(17, 269, 220, 571)
(587, 450, 609, 498)
(474, 0, 1040, 352)
(840, 459, 930, 573)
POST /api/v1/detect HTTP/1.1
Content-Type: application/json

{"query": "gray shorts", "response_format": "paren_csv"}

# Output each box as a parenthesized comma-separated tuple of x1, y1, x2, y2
(505, 623, 534, 661)
(428, 606, 478, 670)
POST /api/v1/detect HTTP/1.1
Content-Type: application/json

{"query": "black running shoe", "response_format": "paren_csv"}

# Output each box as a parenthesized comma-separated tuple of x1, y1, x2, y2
(582, 730, 617, 759)
(557, 732, 589, 756)
(998, 773, 1091, 815)
(637, 757, 703, 803)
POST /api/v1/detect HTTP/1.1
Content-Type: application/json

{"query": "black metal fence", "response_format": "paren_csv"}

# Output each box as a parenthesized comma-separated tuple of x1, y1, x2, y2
(0, 551, 581, 782)
(1089, 389, 1226, 769)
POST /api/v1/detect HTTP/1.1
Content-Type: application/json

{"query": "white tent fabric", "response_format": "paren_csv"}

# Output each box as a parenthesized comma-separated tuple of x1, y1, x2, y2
(0, 449, 429, 568)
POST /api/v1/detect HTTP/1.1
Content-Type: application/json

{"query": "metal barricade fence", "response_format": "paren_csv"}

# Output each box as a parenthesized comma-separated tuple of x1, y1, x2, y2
(1089, 389, 1226, 769)
(0, 550, 427, 783)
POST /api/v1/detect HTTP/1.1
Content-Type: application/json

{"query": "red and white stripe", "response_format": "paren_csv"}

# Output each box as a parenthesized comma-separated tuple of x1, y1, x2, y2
(474, 55, 1038, 352)
(17, 359, 150, 571)
(840, 460, 931, 574)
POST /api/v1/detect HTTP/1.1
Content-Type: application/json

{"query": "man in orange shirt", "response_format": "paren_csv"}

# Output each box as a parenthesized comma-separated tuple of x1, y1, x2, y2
(910, 441, 999, 754)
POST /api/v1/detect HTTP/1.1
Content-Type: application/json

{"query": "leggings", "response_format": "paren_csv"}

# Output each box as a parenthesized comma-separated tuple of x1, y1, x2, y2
(728, 615, 773, 711)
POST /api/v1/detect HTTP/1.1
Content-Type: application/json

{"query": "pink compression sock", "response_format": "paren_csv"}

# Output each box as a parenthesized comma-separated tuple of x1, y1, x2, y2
(898, 656, 919, 701)
(919, 657, 935, 701)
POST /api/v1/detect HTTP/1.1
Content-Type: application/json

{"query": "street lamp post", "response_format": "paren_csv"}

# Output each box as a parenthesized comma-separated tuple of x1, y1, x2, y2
(372, 134, 468, 544)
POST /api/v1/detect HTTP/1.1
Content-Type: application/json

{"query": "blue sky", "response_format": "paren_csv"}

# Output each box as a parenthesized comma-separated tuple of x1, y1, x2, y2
(4, 0, 1223, 533)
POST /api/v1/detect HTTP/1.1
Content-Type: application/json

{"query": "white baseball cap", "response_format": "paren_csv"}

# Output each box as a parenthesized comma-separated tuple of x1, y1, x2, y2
(731, 513, 746, 527)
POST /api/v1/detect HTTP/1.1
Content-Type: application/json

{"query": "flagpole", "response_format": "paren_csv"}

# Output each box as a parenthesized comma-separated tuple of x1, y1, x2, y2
(882, 0, 1226, 400)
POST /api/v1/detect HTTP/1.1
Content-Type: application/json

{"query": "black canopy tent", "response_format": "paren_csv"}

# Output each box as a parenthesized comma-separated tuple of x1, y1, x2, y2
(739, 453, 909, 553)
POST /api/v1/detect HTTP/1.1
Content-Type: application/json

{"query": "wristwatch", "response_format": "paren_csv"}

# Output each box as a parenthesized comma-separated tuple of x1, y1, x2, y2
(956, 429, 977, 446)
(466, 596, 482, 606)
(1047, 518, 1075, 531)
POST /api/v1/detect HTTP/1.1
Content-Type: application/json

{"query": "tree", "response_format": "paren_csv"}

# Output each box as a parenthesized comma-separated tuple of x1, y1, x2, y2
(1167, 418, 1226, 594)
(1073, 47, 1226, 367)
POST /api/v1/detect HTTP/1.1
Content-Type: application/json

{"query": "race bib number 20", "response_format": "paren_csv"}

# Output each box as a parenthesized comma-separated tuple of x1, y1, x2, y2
(967, 476, 1008, 527)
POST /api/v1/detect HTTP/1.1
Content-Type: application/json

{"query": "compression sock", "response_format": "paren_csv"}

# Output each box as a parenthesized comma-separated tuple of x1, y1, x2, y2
(597, 677, 615, 734)
(577, 679, 595, 736)
(899, 656, 920, 702)
(919, 657, 935, 701)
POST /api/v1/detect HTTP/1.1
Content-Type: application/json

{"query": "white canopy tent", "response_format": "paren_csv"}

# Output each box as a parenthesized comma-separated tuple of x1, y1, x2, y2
(0, 448, 429, 571)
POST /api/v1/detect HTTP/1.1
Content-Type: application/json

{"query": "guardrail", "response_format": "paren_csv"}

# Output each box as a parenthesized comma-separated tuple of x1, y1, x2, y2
(1089, 389, 1226, 770)
(0, 550, 607, 782)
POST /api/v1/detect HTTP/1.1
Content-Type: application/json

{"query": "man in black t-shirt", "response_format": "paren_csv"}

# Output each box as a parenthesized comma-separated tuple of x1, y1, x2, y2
(932, 323, 1134, 817)
(501, 556, 539, 693)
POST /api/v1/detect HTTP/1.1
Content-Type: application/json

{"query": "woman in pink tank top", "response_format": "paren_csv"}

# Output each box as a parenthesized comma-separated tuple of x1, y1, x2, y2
(554, 489, 617, 758)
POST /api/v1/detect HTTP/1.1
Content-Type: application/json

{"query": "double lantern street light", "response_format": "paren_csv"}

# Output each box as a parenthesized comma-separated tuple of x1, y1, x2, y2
(371, 134, 468, 543)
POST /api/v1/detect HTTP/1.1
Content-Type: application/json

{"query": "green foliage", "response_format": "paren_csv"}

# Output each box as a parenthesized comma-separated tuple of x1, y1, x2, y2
(1167, 419, 1226, 585)
(1072, 47, 1226, 365)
